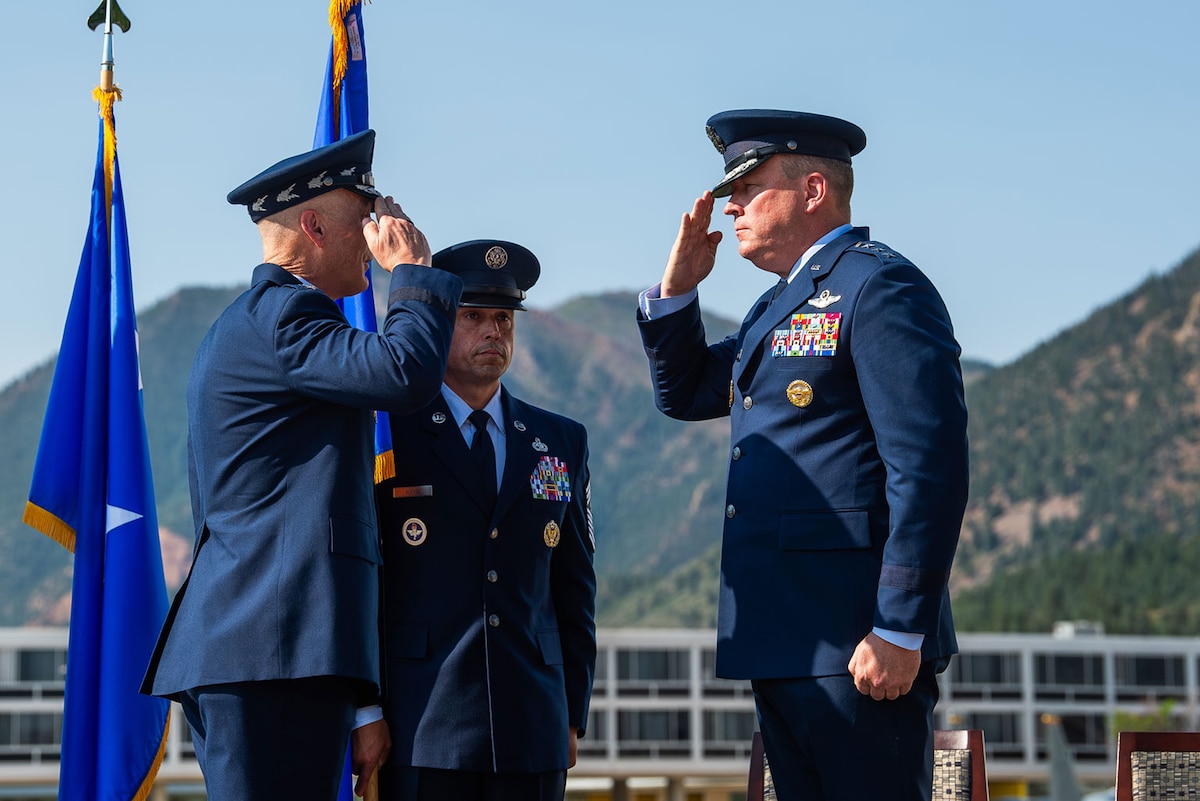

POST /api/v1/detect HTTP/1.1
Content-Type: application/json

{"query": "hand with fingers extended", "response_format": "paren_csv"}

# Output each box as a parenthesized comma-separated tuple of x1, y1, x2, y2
(847, 631, 922, 701)
(661, 191, 723, 297)
(363, 195, 431, 270)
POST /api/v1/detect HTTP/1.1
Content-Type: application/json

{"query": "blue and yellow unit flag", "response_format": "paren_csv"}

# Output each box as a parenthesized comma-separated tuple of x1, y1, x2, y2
(316, 6, 384, 799)
(315, 0, 396, 486)
(22, 3, 170, 799)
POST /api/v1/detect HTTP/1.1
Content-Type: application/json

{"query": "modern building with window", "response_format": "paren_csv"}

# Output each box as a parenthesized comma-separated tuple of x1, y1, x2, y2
(1, 625, 1195, 799)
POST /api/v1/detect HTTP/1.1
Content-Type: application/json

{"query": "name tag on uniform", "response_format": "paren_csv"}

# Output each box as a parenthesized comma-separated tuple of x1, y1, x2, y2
(393, 485, 433, 498)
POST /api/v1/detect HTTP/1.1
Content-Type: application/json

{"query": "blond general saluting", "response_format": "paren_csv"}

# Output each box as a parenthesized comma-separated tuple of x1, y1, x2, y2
(142, 130, 463, 801)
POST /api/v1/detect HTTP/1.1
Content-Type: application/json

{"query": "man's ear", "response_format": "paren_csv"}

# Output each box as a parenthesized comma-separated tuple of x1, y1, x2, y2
(298, 209, 323, 246)
(804, 172, 829, 213)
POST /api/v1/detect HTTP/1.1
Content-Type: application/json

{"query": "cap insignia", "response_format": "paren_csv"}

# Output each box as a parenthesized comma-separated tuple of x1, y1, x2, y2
(276, 184, 299, 204)
(307, 171, 331, 190)
(340, 167, 357, 176)
(484, 246, 508, 270)
(252, 196, 268, 213)
(706, 125, 726, 153)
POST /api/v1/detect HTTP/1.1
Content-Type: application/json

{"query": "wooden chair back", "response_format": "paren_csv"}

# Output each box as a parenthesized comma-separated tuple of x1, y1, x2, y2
(1115, 730, 1200, 801)
(746, 729, 988, 800)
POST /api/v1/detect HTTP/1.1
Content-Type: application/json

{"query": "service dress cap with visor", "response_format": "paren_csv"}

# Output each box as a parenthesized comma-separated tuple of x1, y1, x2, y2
(432, 240, 540, 311)
(227, 129, 381, 221)
(705, 110, 867, 197)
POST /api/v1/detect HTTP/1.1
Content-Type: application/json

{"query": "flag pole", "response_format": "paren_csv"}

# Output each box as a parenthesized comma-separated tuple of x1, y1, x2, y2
(99, 0, 113, 91)
(88, 0, 131, 92)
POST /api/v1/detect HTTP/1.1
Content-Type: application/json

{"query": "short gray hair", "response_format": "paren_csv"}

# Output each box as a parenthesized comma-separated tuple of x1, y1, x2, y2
(779, 154, 854, 214)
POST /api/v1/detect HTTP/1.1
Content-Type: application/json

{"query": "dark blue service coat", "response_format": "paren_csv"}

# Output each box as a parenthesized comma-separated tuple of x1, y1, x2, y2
(638, 227, 968, 679)
(376, 388, 596, 774)
(143, 262, 462, 698)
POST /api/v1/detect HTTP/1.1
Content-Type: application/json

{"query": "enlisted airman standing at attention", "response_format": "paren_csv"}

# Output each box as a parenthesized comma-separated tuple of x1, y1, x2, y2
(636, 110, 969, 800)
(141, 130, 463, 801)
(375, 240, 596, 801)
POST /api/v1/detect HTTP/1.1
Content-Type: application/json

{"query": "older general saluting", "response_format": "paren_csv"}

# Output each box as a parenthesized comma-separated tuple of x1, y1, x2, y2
(142, 130, 463, 801)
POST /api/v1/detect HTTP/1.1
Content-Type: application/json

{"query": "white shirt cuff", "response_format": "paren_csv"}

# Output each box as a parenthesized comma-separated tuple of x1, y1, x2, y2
(639, 284, 697, 319)
(872, 627, 924, 651)
(354, 704, 384, 729)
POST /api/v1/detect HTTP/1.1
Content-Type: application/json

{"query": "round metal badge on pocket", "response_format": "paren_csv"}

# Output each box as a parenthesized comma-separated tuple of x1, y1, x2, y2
(786, 379, 813, 408)
(402, 518, 428, 546)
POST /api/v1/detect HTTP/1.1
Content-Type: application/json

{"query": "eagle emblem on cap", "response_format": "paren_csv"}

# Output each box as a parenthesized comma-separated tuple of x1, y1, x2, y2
(484, 246, 508, 269)
(706, 125, 726, 153)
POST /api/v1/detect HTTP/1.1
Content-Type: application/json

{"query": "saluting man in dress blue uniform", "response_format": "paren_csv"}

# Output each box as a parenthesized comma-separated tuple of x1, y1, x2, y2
(637, 110, 969, 800)
(141, 130, 464, 801)
(375, 240, 596, 801)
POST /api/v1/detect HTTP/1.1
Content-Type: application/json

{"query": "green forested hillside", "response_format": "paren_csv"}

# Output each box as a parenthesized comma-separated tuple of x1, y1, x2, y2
(0, 282, 735, 625)
(0, 286, 241, 624)
(8, 245, 1200, 634)
(602, 245, 1200, 634)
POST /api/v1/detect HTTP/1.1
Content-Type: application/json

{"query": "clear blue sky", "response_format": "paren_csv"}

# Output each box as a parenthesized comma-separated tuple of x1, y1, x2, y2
(2, 1, 1198, 387)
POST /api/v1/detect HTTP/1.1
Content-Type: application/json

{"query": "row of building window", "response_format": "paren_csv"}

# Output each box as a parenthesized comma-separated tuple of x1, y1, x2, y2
(7, 647, 1192, 693)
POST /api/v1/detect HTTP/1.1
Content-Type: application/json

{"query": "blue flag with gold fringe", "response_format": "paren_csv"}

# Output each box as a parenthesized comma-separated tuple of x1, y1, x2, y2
(315, 4, 384, 797)
(23, 88, 170, 801)
(315, 0, 395, 488)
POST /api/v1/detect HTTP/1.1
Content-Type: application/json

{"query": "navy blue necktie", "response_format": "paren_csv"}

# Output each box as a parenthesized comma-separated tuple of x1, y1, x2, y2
(770, 277, 788, 301)
(468, 410, 497, 505)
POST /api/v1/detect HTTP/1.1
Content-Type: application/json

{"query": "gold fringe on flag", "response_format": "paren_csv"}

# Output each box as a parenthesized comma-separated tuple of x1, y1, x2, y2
(374, 449, 395, 485)
(91, 85, 122, 232)
(131, 717, 170, 801)
(327, 0, 364, 121)
(22, 501, 77, 553)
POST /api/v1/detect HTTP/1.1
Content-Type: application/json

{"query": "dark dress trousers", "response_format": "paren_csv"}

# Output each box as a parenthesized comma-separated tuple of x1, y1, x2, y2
(143, 261, 462, 700)
(375, 387, 595, 787)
